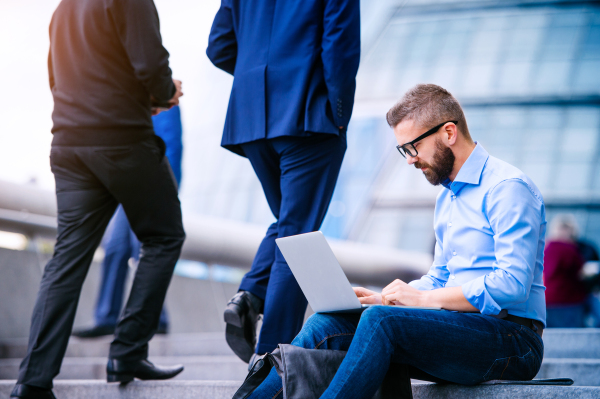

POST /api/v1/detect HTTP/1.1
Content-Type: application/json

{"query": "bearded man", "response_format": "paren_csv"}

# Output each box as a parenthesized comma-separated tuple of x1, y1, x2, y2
(240, 83, 547, 399)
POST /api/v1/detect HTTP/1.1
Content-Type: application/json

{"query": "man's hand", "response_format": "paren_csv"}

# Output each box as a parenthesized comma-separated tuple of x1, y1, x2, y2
(168, 79, 183, 106)
(151, 79, 183, 115)
(381, 279, 427, 307)
(353, 287, 382, 305)
(151, 107, 168, 116)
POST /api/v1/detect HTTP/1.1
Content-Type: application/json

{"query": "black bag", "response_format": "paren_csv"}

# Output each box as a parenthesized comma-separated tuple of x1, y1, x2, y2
(231, 344, 413, 399)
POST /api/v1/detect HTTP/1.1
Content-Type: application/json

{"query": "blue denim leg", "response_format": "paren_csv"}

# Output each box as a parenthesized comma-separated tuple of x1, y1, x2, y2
(320, 306, 544, 399)
(95, 206, 134, 326)
(247, 313, 360, 399)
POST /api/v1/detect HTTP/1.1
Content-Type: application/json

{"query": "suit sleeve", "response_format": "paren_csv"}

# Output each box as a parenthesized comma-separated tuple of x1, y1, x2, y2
(109, 0, 175, 102)
(321, 0, 360, 128)
(206, 0, 237, 75)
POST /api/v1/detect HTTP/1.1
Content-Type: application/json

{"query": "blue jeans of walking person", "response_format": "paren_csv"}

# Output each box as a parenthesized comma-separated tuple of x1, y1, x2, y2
(249, 306, 544, 399)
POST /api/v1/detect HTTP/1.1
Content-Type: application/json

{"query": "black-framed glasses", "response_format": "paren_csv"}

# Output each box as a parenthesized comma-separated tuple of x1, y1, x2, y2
(396, 120, 458, 158)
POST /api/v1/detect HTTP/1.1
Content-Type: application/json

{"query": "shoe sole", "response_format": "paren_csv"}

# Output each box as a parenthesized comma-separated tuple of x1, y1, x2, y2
(106, 368, 183, 383)
(224, 304, 244, 328)
(107, 373, 134, 383)
(225, 323, 254, 363)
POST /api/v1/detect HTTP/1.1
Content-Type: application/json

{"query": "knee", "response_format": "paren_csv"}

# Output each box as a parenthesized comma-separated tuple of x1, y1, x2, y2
(360, 305, 388, 324)
(291, 313, 333, 348)
(140, 230, 185, 252)
(301, 313, 331, 336)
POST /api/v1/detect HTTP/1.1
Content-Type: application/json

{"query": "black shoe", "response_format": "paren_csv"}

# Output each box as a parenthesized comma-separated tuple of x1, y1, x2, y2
(224, 291, 263, 363)
(106, 358, 184, 383)
(72, 324, 115, 338)
(10, 384, 56, 399)
(156, 324, 169, 335)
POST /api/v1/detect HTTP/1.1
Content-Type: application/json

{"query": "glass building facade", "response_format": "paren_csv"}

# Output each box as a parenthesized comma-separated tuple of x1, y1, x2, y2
(182, 0, 600, 258)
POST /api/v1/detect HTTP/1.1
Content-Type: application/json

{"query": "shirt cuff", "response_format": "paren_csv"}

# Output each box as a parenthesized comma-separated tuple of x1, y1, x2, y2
(461, 275, 503, 316)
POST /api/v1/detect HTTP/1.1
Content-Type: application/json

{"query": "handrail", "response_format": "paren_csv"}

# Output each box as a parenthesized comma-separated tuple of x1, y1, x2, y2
(0, 180, 431, 285)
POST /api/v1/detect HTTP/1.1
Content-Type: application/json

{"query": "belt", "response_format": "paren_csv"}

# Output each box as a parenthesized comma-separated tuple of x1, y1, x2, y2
(504, 314, 543, 338)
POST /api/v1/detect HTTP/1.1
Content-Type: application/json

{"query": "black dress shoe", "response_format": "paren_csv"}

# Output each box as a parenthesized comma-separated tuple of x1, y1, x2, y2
(224, 291, 263, 363)
(10, 384, 56, 399)
(107, 358, 184, 383)
(72, 324, 115, 338)
(156, 324, 169, 335)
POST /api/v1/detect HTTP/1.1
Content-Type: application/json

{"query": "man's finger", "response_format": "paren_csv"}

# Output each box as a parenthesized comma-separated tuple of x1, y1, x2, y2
(359, 294, 382, 305)
(381, 284, 399, 298)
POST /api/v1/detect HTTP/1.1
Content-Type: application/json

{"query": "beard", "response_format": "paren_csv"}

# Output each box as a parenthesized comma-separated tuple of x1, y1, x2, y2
(414, 138, 455, 186)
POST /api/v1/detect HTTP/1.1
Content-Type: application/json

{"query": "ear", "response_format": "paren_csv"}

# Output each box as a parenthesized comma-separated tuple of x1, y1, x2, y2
(445, 123, 459, 146)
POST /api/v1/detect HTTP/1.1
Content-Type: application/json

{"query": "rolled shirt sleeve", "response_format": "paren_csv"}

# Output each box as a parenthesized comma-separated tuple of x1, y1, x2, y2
(461, 179, 544, 315)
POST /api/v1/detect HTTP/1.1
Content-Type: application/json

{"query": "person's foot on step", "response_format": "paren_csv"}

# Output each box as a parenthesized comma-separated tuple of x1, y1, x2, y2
(71, 324, 115, 338)
(106, 358, 184, 383)
(157, 323, 169, 335)
(10, 384, 56, 399)
(224, 291, 263, 363)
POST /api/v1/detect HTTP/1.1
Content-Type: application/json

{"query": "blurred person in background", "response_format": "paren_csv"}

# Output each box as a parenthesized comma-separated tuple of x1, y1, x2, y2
(206, 0, 360, 367)
(12, 1, 185, 398)
(72, 106, 184, 339)
(544, 214, 589, 327)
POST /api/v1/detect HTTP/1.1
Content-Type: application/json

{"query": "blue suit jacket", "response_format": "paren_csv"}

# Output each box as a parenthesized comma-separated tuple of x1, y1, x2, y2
(207, 0, 360, 156)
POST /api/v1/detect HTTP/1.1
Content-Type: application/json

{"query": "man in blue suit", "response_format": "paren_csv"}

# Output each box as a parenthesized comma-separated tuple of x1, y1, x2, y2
(207, 0, 360, 364)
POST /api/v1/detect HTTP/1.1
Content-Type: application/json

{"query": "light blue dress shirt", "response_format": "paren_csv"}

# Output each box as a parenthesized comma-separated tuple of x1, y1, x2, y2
(409, 143, 547, 326)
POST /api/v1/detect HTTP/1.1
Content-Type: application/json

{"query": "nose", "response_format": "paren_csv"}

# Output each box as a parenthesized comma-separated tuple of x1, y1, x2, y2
(406, 154, 418, 166)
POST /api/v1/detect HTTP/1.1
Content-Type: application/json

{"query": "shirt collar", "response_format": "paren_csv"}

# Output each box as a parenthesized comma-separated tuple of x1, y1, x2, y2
(443, 142, 489, 194)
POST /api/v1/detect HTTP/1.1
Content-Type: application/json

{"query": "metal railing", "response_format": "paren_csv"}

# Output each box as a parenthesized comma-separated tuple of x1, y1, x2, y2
(0, 180, 432, 286)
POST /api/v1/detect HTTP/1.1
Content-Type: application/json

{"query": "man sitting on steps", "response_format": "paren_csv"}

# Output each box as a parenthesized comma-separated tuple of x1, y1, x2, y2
(243, 83, 546, 399)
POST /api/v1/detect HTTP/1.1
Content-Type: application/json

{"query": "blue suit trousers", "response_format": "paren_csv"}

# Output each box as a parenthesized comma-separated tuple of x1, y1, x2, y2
(238, 132, 346, 354)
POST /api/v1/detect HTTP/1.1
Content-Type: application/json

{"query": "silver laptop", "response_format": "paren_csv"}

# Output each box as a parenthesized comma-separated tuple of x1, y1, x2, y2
(276, 231, 441, 313)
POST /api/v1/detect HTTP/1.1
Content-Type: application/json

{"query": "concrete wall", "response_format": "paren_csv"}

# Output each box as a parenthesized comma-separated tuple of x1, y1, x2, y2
(0, 247, 239, 339)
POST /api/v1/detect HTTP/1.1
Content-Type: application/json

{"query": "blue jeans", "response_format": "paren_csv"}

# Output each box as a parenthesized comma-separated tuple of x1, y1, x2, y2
(248, 306, 543, 399)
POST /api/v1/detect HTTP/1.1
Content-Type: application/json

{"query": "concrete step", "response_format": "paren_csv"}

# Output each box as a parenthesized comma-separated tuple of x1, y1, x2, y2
(537, 359, 600, 387)
(1, 356, 599, 386)
(3, 329, 598, 360)
(1, 380, 599, 399)
(543, 329, 600, 359)
(0, 356, 248, 381)
(0, 333, 231, 359)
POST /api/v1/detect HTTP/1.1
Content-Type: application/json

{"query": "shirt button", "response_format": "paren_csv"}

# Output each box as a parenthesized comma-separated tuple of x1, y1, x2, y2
(452, 251, 457, 256)
(451, 275, 456, 280)
(448, 222, 452, 227)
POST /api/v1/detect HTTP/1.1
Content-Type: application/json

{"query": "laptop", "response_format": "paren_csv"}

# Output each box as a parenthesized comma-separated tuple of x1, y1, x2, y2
(275, 231, 442, 313)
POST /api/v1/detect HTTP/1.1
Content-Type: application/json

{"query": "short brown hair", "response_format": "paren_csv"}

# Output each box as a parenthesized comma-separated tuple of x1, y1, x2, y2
(386, 84, 472, 142)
